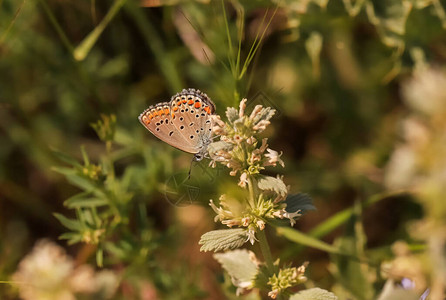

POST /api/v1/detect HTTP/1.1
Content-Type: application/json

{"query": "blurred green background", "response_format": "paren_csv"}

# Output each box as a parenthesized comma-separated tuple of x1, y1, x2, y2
(1, 0, 445, 299)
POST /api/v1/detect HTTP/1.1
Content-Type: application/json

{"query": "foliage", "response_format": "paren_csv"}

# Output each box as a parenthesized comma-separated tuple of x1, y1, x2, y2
(1, 0, 446, 299)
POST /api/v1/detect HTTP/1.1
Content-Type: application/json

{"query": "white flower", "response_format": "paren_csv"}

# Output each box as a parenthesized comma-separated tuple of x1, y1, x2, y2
(249, 105, 264, 120)
(273, 209, 302, 226)
(402, 67, 446, 117)
(242, 216, 250, 226)
(264, 148, 285, 167)
(239, 98, 247, 117)
(209, 199, 234, 223)
(384, 145, 417, 189)
(268, 289, 279, 299)
(211, 115, 227, 135)
(238, 172, 248, 188)
(246, 227, 258, 245)
(252, 120, 271, 131)
(12, 239, 117, 300)
(246, 136, 257, 145)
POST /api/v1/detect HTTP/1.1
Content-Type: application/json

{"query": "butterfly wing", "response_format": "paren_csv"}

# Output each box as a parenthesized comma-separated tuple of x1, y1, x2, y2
(139, 102, 198, 154)
(169, 89, 215, 150)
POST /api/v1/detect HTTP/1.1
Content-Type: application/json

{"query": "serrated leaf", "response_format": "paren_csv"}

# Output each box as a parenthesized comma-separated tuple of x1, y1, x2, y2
(214, 249, 259, 288)
(285, 193, 316, 214)
(290, 287, 338, 300)
(226, 107, 239, 123)
(54, 213, 82, 231)
(199, 229, 247, 252)
(257, 175, 287, 197)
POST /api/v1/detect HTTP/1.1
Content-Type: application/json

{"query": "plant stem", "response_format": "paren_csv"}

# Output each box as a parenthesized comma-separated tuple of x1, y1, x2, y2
(38, 0, 74, 54)
(73, 0, 126, 61)
(257, 229, 274, 273)
(247, 176, 256, 208)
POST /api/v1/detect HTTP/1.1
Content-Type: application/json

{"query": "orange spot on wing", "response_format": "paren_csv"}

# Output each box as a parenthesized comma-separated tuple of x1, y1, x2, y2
(188, 100, 194, 105)
(173, 106, 179, 111)
(182, 100, 187, 104)
(204, 106, 211, 114)
(171, 113, 175, 118)
(164, 108, 169, 114)
(177, 101, 182, 106)
(194, 102, 201, 108)
(149, 114, 154, 119)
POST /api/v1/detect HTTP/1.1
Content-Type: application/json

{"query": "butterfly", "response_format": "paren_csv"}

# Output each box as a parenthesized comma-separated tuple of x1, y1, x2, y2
(138, 88, 216, 161)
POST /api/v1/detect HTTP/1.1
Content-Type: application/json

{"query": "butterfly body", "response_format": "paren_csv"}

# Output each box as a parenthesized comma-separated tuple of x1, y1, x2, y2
(139, 88, 215, 161)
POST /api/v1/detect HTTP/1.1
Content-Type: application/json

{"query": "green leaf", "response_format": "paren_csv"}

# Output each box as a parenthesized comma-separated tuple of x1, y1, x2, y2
(73, 0, 126, 61)
(199, 229, 247, 252)
(64, 193, 108, 208)
(96, 247, 103, 267)
(52, 166, 98, 191)
(214, 249, 259, 288)
(59, 232, 83, 244)
(276, 227, 339, 254)
(285, 193, 316, 214)
(52, 166, 77, 176)
(65, 173, 97, 191)
(257, 175, 287, 197)
(53, 213, 82, 231)
(330, 202, 374, 300)
(290, 288, 338, 300)
(51, 148, 82, 167)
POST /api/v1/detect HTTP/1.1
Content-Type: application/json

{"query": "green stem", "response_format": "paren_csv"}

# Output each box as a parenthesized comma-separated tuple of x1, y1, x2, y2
(73, 0, 126, 61)
(257, 229, 274, 273)
(247, 176, 256, 208)
(38, 0, 74, 54)
(0, 0, 25, 45)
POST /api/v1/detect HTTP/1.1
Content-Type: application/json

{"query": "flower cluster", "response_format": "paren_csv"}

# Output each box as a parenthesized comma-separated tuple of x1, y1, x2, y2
(207, 99, 301, 243)
(209, 99, 284, 180)
(12, 240, 118, 300)
(267, 262, 308, 299)
(380, 241, 426, 293)
(385, 65, 446, 298)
